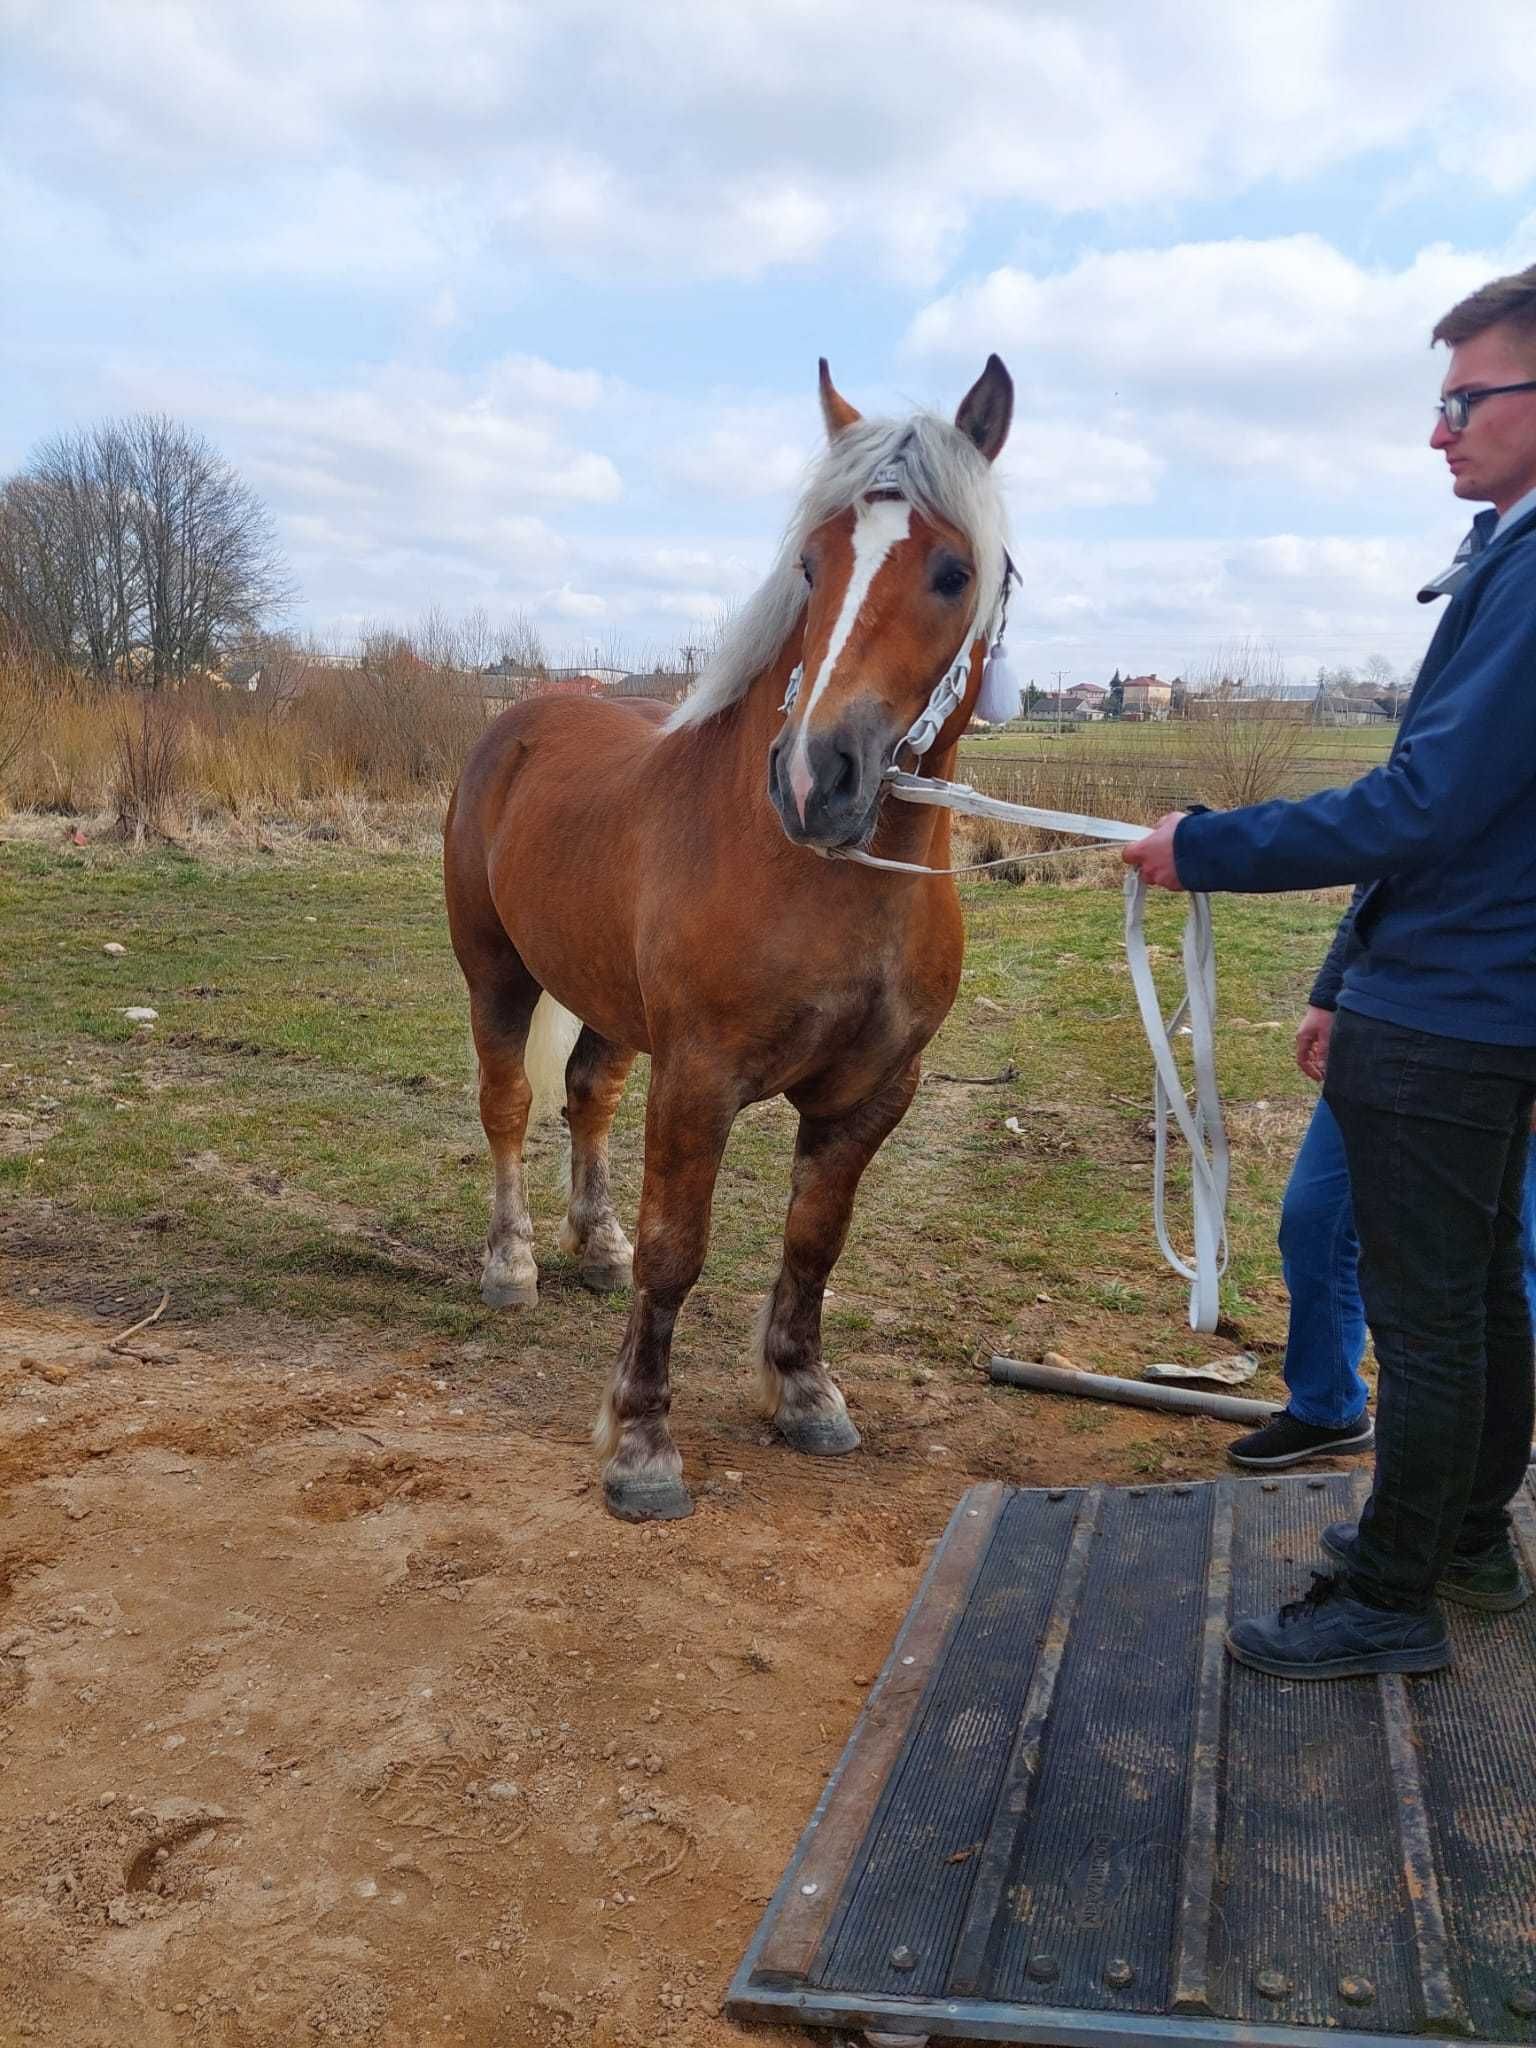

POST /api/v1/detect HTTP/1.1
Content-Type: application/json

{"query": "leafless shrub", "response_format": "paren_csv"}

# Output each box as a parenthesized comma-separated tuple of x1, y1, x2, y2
(112, 692, 187, 843)
(296, 618, 488, 795)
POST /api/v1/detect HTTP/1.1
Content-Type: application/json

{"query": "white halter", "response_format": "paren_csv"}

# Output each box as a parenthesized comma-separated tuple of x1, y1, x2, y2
(777, 460, 1018, 762)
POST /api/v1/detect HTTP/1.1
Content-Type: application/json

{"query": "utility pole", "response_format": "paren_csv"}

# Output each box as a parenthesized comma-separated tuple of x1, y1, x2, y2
(1054, 670, 1067, 735)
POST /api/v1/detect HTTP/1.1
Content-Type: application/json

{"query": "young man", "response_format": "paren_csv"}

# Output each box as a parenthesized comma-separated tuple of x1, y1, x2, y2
(1126, 264, 1536, 1680)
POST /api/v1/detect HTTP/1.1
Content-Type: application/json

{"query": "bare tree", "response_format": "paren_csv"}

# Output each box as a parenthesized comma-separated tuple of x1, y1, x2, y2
(1182, 639, 1311, 807)
(0, 474, 86, 677)
(0, 415, 290, 687)
(493, 610, 549, 683)
(121, 415, 290, 686)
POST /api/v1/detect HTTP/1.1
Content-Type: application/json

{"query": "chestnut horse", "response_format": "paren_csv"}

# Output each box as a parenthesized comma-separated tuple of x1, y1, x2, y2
(444, 355, 1014, 1521)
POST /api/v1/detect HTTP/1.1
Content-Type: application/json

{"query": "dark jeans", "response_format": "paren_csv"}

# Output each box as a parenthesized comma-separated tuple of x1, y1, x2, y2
(1323, 1008, 1536, 1612)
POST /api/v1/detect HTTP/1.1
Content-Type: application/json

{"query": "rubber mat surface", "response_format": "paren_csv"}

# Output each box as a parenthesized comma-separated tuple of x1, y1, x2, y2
(729, 1471, 1536, 2046)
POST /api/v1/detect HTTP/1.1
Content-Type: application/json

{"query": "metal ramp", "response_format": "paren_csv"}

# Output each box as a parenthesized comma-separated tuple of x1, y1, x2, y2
(728, 1472, 1536, 2046)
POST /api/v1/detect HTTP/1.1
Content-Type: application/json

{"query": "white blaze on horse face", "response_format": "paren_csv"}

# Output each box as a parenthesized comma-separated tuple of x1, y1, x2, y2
(786, 496, 912, 824)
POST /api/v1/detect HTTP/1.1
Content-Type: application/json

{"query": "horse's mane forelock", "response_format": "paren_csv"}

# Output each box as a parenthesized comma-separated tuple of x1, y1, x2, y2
(666, 410, 1009, 731)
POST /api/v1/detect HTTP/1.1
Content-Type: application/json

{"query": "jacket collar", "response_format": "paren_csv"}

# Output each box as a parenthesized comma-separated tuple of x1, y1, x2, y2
(1417, 496, 1536, 604)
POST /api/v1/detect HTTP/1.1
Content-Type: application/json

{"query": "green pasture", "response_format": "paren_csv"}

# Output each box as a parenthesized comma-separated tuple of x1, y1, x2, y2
(0, 837, 1344, 1373)
(960, 719, 1395, 764)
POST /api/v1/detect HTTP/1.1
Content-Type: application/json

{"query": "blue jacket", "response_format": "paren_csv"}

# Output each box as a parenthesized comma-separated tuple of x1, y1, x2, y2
(1174, 504, 1536, 1046)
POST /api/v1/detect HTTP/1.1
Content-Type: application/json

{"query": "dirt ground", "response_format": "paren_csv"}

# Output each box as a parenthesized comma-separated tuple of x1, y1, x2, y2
(0, 1252, 1279, 2048)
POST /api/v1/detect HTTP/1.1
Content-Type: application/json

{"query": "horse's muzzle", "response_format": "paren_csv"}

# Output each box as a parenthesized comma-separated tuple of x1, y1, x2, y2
(768, 704, 889, 850)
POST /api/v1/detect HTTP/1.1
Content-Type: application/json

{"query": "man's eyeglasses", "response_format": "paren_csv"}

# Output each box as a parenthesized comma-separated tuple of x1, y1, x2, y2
(1437, 381, 1536, 432)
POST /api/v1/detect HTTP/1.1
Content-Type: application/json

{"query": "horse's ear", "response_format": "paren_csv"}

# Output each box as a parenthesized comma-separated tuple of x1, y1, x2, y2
(819, 359, 862, 440)
(955, 354, 1013, 463)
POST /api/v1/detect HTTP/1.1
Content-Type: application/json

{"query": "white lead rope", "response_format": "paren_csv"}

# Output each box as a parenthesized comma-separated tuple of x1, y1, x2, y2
(832, 770, 1230, 1332)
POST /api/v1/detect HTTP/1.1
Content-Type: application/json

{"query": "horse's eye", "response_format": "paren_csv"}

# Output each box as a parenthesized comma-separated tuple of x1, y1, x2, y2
(800, 556, 814, 586)
(933, 563, 972, 600)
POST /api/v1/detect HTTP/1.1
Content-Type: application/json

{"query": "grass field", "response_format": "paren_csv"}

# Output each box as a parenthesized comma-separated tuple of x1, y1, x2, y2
(963, 717, 1395, 760)
(958, 714, 1394, 821)
(0, 831, 1346, 1384)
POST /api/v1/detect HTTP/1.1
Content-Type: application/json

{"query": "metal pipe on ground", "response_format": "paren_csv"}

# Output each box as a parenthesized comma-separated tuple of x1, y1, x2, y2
(988, 1354, 1282, 1425)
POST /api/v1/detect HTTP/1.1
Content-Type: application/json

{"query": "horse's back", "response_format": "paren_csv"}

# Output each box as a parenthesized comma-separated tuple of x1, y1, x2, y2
(450, 694, 667, 841)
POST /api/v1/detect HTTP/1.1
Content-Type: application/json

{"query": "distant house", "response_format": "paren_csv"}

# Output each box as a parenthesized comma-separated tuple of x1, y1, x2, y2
(1121, 674, 1173, 721)
(1312, 683, 1394, 727)
(612, 669, 693, 706)
(479, 665, 545, 710)
(538, 672, 608, 698)
(1063, 682, 1107, 721)
(477, 665, 615, 710)
(220, 658, 264, 694)
(1186, 688, 1314, 724)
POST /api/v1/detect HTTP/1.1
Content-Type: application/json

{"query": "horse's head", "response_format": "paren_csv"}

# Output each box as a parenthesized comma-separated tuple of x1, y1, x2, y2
(767, 356, 1013, 850)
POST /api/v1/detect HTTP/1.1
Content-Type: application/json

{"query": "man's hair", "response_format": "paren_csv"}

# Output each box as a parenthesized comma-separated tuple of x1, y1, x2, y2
(1432, 263, 1536, 349)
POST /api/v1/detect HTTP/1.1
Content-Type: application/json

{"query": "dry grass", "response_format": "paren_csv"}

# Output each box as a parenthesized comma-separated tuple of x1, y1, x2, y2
(0, 628, 489, 845)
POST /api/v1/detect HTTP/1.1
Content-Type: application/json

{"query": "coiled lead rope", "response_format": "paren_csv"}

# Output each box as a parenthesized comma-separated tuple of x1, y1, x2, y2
(831, 769, 1229, 1332)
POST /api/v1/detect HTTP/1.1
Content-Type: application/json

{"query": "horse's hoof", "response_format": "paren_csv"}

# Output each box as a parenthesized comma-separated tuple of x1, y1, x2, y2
(578, 1260, 633, 1294)
(604, 1474, 695, 1523)
(776, 1411, 861, 1456)
(481, 1275, 538, 1309)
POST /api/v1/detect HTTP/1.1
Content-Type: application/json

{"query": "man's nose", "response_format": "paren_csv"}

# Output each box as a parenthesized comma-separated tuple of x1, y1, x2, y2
(1430, 413, 1454, 450)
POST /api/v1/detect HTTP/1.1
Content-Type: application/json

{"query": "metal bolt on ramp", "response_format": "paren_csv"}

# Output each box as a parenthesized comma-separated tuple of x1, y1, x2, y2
(728, 1473, 1536, 2046)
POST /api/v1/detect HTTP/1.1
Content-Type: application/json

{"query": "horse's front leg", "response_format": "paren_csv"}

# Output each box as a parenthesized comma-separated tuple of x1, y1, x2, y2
(757, 1058, 921, 1454)
(594, 1061, 735, 1523)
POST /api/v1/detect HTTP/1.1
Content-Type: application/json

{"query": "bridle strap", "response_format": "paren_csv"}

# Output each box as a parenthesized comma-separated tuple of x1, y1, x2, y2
(779, 552, 1019, 754)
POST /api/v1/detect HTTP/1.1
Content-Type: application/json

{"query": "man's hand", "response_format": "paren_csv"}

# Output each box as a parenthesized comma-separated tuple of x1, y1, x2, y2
(1122, 811, 1188, 891)
(1296, 1004, 1334, 1083)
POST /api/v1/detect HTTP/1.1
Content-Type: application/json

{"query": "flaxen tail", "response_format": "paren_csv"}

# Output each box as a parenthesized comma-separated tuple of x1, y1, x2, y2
(523, 993, 584, 1124)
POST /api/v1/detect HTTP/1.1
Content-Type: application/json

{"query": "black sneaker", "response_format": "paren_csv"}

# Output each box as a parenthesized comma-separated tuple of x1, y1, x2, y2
(1321, 1520, 1531, 1613)
(1226, 1571, 1450, 1680)
(1227, 1409, 1374, 1469)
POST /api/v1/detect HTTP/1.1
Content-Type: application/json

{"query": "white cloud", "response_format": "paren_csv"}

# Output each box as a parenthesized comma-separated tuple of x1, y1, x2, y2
(211, 362, 624, 516)
(51, 329, 1467, 672)
(907, 233, 1532, 500)
(1005, 531, 1448, 680)
(548, 585, 608, 621)
(999, 423, 1163, 509)
(10, 1, 1536, 290)
(659, 405, 814, 500)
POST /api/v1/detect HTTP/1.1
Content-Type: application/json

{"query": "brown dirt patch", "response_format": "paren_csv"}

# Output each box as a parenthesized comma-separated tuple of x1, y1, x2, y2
(0, 1283, 1370, 2046)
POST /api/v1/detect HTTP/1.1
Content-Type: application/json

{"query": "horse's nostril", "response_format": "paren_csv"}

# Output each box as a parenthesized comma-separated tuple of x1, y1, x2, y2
(829, 748, 856, 800)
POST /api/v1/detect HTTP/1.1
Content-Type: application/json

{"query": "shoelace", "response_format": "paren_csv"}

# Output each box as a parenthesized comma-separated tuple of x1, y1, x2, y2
(1277, 1571, 1342, 1626)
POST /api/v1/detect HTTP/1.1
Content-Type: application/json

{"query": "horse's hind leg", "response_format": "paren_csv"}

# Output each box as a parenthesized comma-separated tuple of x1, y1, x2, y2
(757, 1058, 922, 1454)
(466, 954, 544, 1309)
(558, 1026, 636, 1292)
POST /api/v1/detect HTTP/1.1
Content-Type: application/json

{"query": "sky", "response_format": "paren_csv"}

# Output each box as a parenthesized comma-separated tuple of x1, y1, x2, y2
(3, 0, 1535, 686)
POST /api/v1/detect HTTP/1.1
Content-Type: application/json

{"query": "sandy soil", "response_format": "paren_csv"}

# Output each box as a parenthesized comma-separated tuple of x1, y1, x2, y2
(0, 1274, 1261, 2048)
